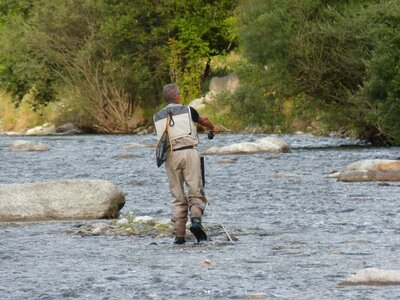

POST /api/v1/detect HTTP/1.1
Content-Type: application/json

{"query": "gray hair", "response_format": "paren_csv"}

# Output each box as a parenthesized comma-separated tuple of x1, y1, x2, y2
(163, 83, 179, 103)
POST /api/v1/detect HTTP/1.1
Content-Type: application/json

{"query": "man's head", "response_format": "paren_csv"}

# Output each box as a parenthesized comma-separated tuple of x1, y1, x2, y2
(163, 83, 180, 104)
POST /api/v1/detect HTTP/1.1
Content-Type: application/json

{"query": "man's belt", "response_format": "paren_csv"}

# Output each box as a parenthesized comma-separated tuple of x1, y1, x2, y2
(173, 146, 195, 152)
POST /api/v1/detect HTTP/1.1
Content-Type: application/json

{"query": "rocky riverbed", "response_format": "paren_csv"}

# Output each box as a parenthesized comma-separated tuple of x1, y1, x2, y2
(1, 133, 400, 299)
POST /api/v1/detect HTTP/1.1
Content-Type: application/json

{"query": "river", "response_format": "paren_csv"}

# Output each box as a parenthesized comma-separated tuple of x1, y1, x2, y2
(1, 133, 400, 299)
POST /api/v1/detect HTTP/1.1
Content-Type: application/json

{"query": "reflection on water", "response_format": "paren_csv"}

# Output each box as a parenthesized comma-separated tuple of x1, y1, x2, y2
(1, 134, 400, 299)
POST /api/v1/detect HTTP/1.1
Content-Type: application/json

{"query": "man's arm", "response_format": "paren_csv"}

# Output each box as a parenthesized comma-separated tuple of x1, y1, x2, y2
(198, 116, 220, 133)
(189, 106, 220, 133)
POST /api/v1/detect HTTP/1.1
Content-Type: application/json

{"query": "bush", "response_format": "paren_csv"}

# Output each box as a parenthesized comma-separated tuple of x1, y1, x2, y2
(354, 1, 400, 144)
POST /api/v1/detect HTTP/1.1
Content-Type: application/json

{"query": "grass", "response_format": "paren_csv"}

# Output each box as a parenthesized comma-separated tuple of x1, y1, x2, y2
(0, 92, 59, 132)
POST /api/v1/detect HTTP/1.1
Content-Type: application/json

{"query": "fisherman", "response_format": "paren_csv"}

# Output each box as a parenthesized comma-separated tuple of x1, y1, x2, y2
(153, 83, 219, 244)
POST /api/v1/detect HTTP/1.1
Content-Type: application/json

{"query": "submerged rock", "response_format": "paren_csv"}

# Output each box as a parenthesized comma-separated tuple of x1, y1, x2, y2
(201, 259, 213, 266)
(120, 142, 155, 149)
(113, 153, 140, 159)
(10, 140, 49, 152)
(240, 293, 270, 299)
(0, 179, 125, 222)
(203, 137, 291, 155)
(217, 158, 239, 164)
(340, 268, 400, 285)
(272, 172, 302, 179)
(336, 159, 400, 182)
(69, 215, 174, 237)
(67, 215, 238, 243)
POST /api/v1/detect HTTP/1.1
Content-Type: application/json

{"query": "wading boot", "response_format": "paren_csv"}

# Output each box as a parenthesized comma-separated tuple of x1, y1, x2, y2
(174, 237, 186, 244)
(190, 218, 207, 243)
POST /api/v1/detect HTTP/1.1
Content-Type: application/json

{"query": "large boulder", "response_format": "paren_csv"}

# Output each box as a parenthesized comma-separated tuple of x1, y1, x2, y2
(188, 74, 240, 111)
(337, 159, 400, 182)
(189, 98, 206, 111)
(203, 137, 291, 155)
(209, 74, 240, 93)
(340, 268, 400, 285)
(0, 179, 125, 222)
(10, 140, 49, 152)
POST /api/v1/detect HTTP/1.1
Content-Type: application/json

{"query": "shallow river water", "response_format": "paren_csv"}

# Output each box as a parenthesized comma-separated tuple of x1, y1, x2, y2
(1, 133, 400, 300)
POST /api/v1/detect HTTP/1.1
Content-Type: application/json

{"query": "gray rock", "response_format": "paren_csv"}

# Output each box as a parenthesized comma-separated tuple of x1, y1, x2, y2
(204, 91, 218, 104)
(10, 140, 49, 152)
(189, 98, 206, 111)
(137, 129, 148, 135)
(55, 122, 81, 135)
(209, 74, 240, 93)
(25, 123, 56, 135)
(116, 218, 129, 225)
(133, 216, 154, 224)
(326, 172, 340, 178)
(340, 268, 400, 285)
(203, 137, 291, 155)
(218, 158, 239, 164)
(337, 159, 400, 182)
(91, 222, 109, 235)
(0, 179, 125, 222)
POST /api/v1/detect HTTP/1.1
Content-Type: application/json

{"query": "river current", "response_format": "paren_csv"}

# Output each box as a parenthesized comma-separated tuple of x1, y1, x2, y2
(0, 133, 400, 299)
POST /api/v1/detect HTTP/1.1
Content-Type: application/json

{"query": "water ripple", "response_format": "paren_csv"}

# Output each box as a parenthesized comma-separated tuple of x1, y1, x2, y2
(1, 134, 400, 299)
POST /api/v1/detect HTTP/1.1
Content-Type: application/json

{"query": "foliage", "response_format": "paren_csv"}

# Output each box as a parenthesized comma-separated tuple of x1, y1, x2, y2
(354, 1, 400, 144)
(160, 0, 238, 102)
(0, 0, 237, 132)
(0, 0, 32, 25)
(234, 0, 400, 144)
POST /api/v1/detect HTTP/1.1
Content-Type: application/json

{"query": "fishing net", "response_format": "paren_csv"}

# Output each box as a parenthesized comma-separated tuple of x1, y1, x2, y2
(155, 112, 172, 167)
(156, 129, 171, 167)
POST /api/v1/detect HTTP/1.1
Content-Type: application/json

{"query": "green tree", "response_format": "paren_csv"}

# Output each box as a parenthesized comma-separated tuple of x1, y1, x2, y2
(234, 0, 400, 144)
(0, 0, 237, 132)
(354, 1, 400, 144)
(163, 0, 238, 101)
(0, 0, 35, 105)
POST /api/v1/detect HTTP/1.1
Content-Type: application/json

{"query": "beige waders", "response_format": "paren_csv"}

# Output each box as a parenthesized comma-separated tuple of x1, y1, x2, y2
(165, 145, 207, 237)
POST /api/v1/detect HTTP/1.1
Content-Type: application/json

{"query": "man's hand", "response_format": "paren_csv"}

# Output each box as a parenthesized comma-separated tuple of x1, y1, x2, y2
(212, 126, 220, 134)
(198, 116, 220, 134)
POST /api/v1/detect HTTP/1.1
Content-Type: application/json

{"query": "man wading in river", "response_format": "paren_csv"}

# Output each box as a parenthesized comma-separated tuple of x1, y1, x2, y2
(153, 83, 219, 244)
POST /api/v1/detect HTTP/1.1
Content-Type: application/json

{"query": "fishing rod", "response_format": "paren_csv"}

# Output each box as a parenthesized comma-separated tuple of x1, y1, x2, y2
(203, 130, 235, 244)
(206, 196, 235, 244)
